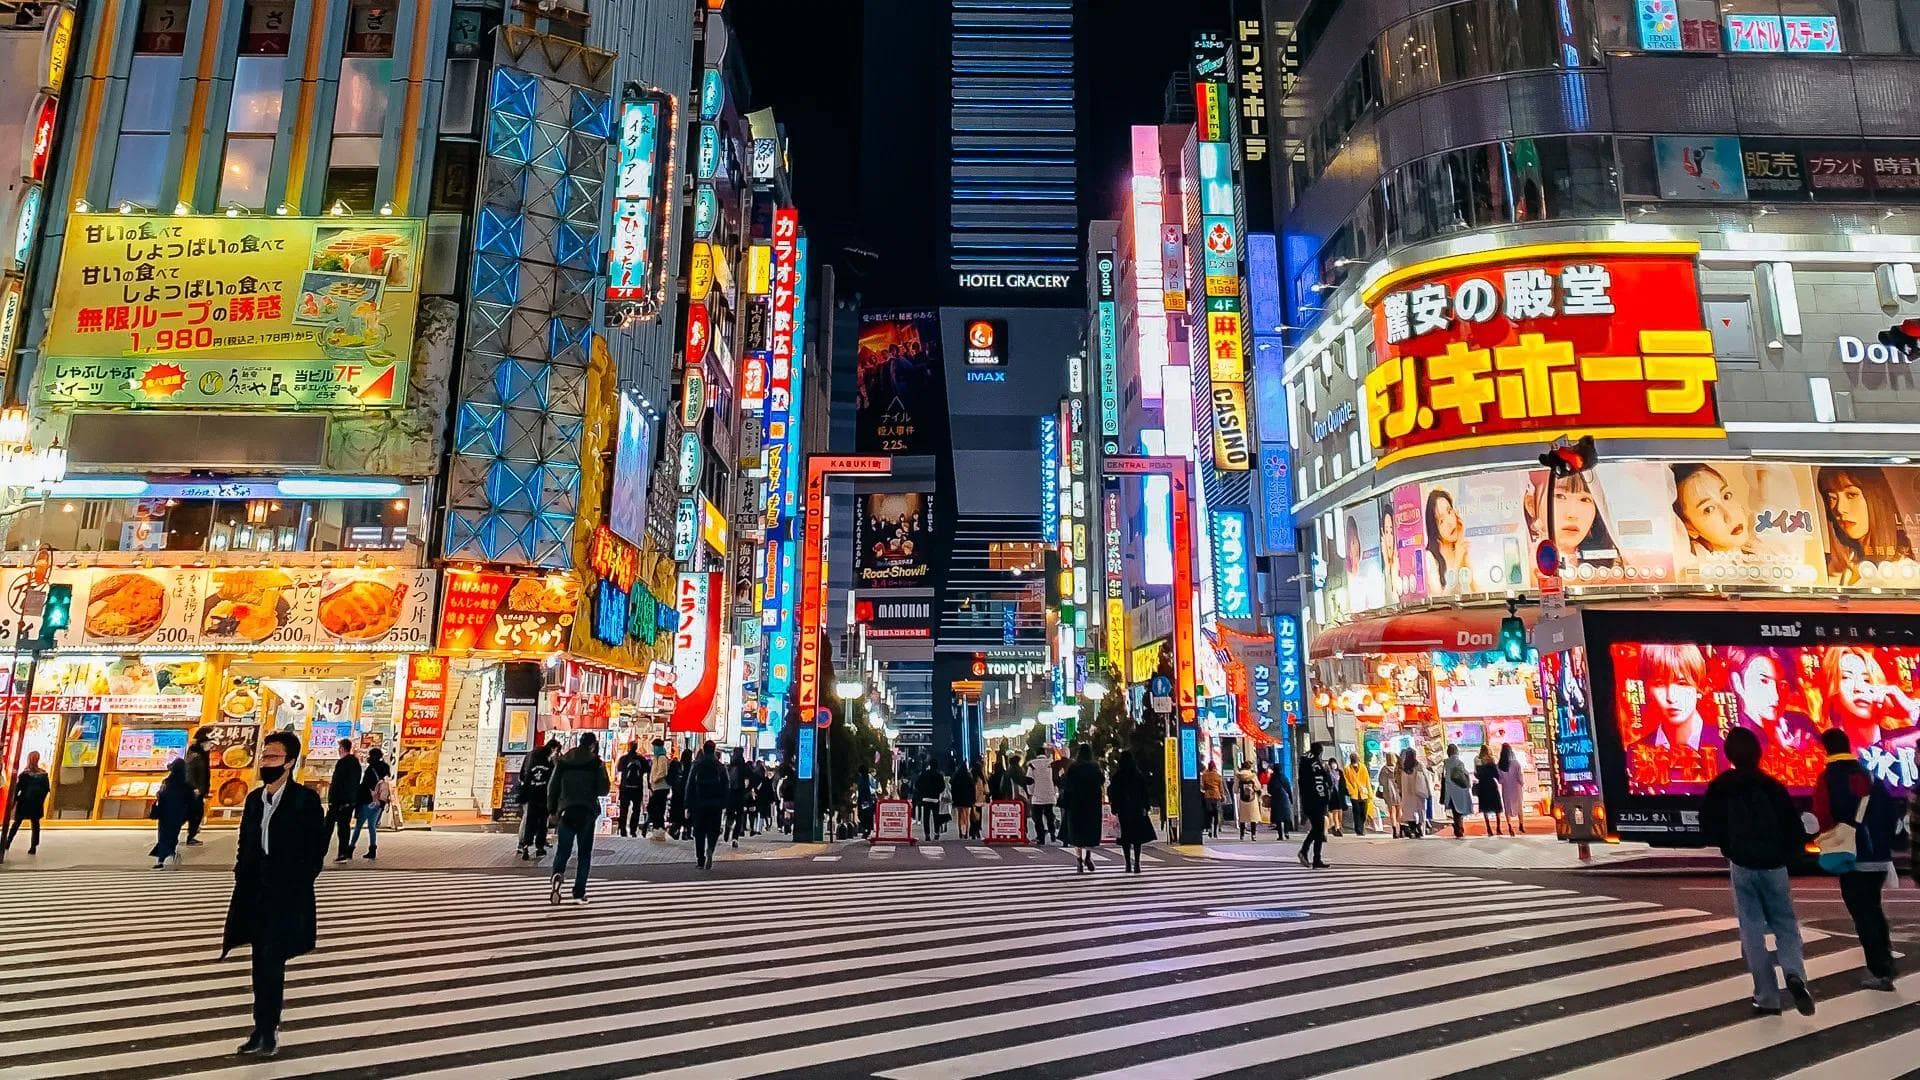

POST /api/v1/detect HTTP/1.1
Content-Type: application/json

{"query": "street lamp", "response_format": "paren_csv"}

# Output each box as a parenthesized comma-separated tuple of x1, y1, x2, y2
(834, 677, 864, 702)
(1083, 677, 1109, 700)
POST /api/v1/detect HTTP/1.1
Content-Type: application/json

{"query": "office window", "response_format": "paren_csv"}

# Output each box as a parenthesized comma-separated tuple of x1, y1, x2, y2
(219, 2, 293, 209)
(325, 1, 394, 209)
(108, 1, 190, 208)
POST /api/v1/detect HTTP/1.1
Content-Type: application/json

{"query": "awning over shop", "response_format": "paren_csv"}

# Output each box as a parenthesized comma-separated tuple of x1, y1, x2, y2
(1307, 607, 1536, 661)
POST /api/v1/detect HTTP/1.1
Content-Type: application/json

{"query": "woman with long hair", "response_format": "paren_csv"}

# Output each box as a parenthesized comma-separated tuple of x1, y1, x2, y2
(1473, 745, 1504, 836)
(1522, 469, 1621, 576)
(1816, 466, 1913, 585)
(1060, 744, 1106, 873)
(1108, 751, 1156, 873)
(1395, 748, 1431, 838)
(1671, 464, 1762, 556)
(1423, 488, 1471, 594)
(1496, 744, 1525, 835)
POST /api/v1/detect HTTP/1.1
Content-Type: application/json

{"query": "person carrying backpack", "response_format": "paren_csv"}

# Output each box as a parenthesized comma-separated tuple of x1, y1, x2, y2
(615, 741, 648, 837)
(349, 747, 391, 859)
(687, 741, 729, 869)
(1234, 763, 1263, 840)
(1701, 727, 1815, 1017)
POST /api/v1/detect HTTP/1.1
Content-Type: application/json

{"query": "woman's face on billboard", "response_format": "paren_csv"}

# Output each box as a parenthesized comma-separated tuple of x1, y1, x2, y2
(1433, 494, 1462, 543)
(1677, 470, 1750, 552)
(1824, 480, 1872, 543)
(1551, 477, 1597, 551)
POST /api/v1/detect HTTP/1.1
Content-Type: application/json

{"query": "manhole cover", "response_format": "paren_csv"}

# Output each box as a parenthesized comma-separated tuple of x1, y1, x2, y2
(1207, 908, 1311, 921)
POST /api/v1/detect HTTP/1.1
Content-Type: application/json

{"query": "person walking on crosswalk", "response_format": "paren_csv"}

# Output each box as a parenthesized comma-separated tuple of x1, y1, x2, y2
(223, 730, 326, 1059)
(149, 759, 195, 868)
(1813, 727, 1901, 992)
(1234, 762, 1263, 840)
(686, 741, 729, 868)
(1061, 743, 1105, 873)
(1109, 750, 1155, 873)
(1024, 750, 1058, 844)
(645, 738, 672, 837)
(1701, 726, 1815, 1017)
(547, 732, 609, 905)
(1297, 743, 1334, 868)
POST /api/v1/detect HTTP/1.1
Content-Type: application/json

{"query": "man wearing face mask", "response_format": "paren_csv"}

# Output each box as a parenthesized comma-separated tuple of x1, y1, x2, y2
(222, 730, 327, 1059)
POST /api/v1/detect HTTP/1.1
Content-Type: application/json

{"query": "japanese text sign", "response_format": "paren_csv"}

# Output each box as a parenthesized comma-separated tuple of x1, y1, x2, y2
(1362, 242, 1721, 467)
(45, 215, 422, 407)
(1210, 509, 1253, 619)
(436, 570, 578, 657)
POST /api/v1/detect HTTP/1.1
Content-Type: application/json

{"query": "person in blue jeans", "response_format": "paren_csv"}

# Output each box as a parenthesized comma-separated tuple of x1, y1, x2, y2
(547, 732, 610, 905)
(348, 747, 391, 859)
(1700, 726, 1815, 1017)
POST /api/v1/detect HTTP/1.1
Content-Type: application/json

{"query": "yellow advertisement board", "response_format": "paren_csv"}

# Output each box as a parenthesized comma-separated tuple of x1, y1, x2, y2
(42, 214, 423, 408)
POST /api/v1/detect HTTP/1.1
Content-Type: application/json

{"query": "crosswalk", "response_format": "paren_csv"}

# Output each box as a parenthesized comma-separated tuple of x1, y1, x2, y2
(0, 860, 1911, 1078)
(822, 842, 1152, 865)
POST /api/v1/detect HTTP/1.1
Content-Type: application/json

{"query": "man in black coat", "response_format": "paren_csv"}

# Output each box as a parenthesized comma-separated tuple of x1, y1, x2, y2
(184, 728, 212, 845)
(1297, 743, 1334, 869)
(223, 730, 327, 1058)
(327, 738, 361, 861)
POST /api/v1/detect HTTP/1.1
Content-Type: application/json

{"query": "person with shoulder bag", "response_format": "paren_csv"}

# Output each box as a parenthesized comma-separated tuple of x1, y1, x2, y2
(1812, 728, 1901, 991)
(348, 746, 391, 859)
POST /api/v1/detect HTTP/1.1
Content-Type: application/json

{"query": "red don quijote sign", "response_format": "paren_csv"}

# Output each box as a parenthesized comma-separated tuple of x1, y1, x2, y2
(1361, 242, 1722, 467)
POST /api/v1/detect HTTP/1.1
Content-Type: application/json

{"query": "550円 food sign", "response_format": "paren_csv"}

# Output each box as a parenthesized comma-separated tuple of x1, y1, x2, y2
(41, 214, 423, 408)
(1361, 242, 1722, 467)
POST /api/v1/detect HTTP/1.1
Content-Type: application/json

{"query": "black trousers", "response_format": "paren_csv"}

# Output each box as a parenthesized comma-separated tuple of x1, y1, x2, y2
(329, 805, 353, 855)
(1840, 870, 1896, 979)
(518, 801, 550, 851)
(919, 801, 937, 838)
(1299, 811, 1327, 865)
(2, 811, 39, 851)
(186, 794, 206, 840)
(646, 789, 668, 832)
(692, 809, 723, 863)
(1031, 803, 1056, 844)
(618, 790, 644, 835)
(251, 949, 288, 1034)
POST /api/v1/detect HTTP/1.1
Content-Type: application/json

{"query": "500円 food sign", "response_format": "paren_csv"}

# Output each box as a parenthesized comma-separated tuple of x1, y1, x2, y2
(41, 214, 423, 408)
(1361, 242, 1722, 467)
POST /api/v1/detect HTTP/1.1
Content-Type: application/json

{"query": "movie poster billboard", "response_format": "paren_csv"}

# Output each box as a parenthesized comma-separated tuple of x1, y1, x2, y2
(854, 491, 934, 590)
(855, 310, 943, 455)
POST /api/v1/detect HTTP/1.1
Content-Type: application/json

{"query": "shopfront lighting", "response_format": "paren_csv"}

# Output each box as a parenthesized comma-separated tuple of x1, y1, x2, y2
(834, 677, 863, 701)
(379, 202, 395, 216)
(0, 405, 28, 446)
(329, 200, 350, 217)
(172, 201, 191, 216)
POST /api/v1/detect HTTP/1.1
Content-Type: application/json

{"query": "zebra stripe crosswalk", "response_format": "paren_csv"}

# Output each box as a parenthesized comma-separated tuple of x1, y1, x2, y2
(0, 861, 1908, 1078)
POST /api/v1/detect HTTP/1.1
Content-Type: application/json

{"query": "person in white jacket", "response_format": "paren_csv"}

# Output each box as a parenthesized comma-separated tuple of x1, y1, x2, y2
(1396, 748, 1432, 838)
(1024, 752, 1060, 845)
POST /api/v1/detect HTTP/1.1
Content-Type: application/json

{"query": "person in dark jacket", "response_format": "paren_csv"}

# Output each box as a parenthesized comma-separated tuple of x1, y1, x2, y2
(725, 748, 752, 847)
(184, 728, 212, 845)
(1472, 746, 1505, 837)
(615, 741, 648, 837)
(1266, 763, 1292, 841)
(1060, 744, 1105, 873)
(150, 759, 196, 868)
(1298, 743, 1334, 869)
(855, 765, 876, 837)
(1812, 727, 1902, 991)
(349, 747, 390, 859)
(515, 739, 557, 860)
(1108, 750, 1156, 873)
(223, 730, 326, 1058)
(3, 750, 49, 854)
(326, 739, 361, 862)
(754, 761, 776, 834)
(686, 741, 730, 868)
(914, 762, 945, 840)
(1701, 726, 1815, 1016)
(547, 733, 610, 904)
(667, 749, 691, 839)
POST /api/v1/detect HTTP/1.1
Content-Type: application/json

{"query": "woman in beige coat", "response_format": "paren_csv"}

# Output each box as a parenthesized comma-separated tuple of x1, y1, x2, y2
(1396, 748, 1432, 838)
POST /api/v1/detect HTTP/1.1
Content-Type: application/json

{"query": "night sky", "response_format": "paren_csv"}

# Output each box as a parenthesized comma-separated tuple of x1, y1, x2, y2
(728, 0, 1233, 292)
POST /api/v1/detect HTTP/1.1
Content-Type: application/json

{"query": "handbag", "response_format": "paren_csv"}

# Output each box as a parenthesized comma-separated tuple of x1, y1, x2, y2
(1815, 790, 1870, 874)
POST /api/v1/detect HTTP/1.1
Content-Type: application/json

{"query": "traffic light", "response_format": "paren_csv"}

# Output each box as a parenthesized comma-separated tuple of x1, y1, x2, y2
(1499, 606, 1528, 663)
(1539, 435, 1597, 477)
(1877, 318, 1920, 359)
(35, 584, 71, 647)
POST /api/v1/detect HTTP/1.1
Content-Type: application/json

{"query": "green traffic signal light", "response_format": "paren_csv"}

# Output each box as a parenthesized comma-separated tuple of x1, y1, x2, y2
(1499, 614, 1527, 663)
(41, 583, 72, 633)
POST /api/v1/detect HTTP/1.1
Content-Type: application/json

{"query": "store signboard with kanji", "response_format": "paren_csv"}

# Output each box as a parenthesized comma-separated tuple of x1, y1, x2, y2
(1361, 242, 1721, 468)
(43, 214, 422, 408)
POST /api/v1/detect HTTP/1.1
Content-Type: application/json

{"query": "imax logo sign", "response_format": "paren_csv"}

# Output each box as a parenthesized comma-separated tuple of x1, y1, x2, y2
(966, 370, 1005, 383)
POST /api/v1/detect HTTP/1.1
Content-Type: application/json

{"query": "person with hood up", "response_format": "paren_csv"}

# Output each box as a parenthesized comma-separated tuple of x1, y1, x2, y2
(150, 758, 196, 868)
(1701, 727, 1815, 1017)
(184, 728, 212, 845)
(1812, 727, 1901, 991)
(686, 741, 730, 869)
(515, 739, 557, 860)
(547, 732, 610, 905)
(1060, 744, 1105, 873)
(223, 731, 326, 1059)
(1234, 761, 1264, 840)
(1109, 750, 1156, 873)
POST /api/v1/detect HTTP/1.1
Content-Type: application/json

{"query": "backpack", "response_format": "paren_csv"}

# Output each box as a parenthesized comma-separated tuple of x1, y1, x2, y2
(373, 775, 394, 806)
(619, 757, 647, 788)
(1237, 777, 1257, 802)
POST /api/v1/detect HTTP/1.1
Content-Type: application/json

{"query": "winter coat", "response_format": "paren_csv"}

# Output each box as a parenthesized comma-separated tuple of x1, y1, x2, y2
(1376, 763, 1400, 816)
(1813, 753, 1900, 871)
(327, 754, 362, 813)
(1266, 769, 1293, 822)
(1200, 768, 1225, 803)
(1473, 760, 1503, 814)
(616, 751, 648, 793)
(1060, 760, 1105, 844)
(547, 746, 610, 818)
(184, 743, 212, 794)
(1342, 764, 1371, 804)
(355, 760, 392, 808)
(221, 781, 326, 961)
(1234, 768, 1263, 823)
(151, 771, 195, 829)
(914, 767, 945, 803)
(516, 751, 553, 806)
(686, 755, 730, 813)
(1397, 766, 1431, 825)
(1298, 759, 1336, 815)
(8, 768, 49, 817)
(1109, 768, 1157, 844)
(1441, 754, 1473, 816)
(649, 753, 672, 791)
(950, 770, 978, 808)
(1497, 758, 1525, 812)
(1701, 764, 1804, 870)
(1025, 760, 1058, 805)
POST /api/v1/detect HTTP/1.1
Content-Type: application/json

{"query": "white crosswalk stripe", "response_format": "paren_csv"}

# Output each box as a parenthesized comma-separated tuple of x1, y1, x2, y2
(0, 861, 1903, 1079)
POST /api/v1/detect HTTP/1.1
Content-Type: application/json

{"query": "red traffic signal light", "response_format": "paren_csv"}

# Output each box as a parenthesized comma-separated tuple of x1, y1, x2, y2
(1540, 435, 1597, 476)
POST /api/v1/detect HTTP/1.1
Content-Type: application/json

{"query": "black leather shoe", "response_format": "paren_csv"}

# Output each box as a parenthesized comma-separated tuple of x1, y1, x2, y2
(236, 1031, 266, 1055)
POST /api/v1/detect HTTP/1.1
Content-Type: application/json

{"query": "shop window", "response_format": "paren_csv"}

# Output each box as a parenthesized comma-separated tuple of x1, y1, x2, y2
(107, 1, 189, 209)
(325, 1, 395, 211)
(219, 1, 293, 209)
